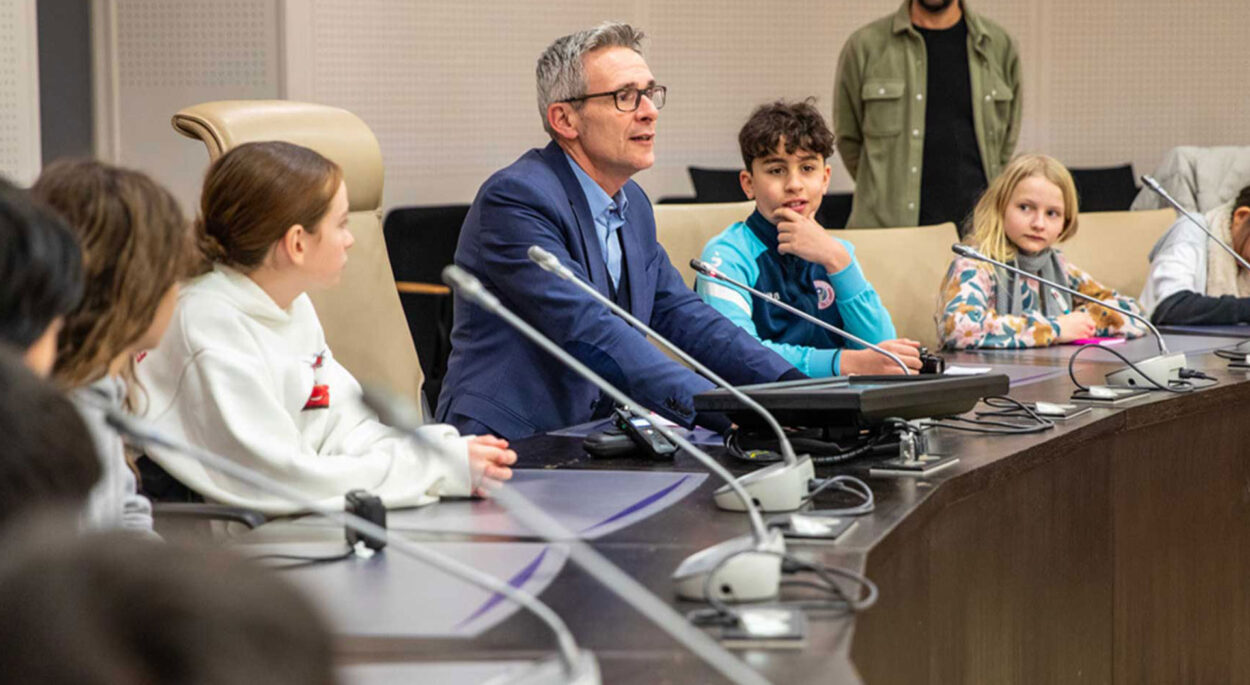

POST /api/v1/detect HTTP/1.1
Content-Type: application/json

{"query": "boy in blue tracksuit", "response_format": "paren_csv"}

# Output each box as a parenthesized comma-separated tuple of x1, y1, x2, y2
(697, 100, 921, 376)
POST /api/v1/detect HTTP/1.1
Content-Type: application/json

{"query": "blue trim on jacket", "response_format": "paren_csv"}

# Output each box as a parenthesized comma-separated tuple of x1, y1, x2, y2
(696, 210, 896, 377)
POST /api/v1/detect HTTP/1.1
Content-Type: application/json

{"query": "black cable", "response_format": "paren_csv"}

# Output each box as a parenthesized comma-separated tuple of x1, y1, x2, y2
(885, 398, 1053, 436)
(689, 548, 878, 630)
(724, 424, 899, 466)
(250, 547, 356, 570)
(802, 475, 875, 513)
(1065, 344, 1201, 393)
(808, 431, 896, 466)
(1213, 339, 1250, 360)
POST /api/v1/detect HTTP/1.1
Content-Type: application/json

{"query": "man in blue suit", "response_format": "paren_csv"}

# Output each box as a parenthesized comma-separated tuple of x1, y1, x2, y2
(436, 22, 803, 439)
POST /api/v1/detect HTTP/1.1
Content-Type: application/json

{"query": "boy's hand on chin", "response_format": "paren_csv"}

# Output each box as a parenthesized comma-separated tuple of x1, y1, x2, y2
(774, 207, 851, 273)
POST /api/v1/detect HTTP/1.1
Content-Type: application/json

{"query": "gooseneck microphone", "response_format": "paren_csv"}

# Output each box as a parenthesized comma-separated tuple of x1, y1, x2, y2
(362, 385, 771, 685)
(101, 410, 600, 684)
(689, 258, 911, 375)
(1141, 175, 1250, 273)
(950, 244, 1186, 388)
(442, 265, 786, 604)
(527, 245, 813, 513)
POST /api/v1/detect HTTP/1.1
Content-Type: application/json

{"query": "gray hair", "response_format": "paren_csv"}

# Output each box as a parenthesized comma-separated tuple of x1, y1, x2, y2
(536, 22, 646, 137)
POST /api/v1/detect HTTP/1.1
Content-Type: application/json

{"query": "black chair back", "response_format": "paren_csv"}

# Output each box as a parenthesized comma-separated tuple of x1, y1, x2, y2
(688, 167, 748, 203)
(817, 192, 853, 229)
(383, 204, 470, 408)
(1071, 164, 1138, 212)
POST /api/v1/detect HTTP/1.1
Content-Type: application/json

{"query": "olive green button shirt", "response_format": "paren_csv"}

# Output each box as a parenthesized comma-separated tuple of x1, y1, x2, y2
(833, 0, 1022, 229)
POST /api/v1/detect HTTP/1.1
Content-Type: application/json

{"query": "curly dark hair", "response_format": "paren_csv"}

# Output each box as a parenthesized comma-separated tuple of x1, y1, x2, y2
(738, 98, 835, 170)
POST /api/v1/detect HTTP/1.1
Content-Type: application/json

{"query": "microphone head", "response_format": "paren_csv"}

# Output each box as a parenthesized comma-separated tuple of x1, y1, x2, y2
(526, 245, 570, 279)
(442, 264, 483, 299)
(950, 243, 978, 258)
(527, 245, 555, 268)
(1141, 175, 1163, 193)
(360, 384, 423, 433)
(688, 258, 713, 276)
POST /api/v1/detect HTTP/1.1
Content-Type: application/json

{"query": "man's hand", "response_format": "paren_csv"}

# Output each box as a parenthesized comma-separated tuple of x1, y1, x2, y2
(775, 207, 851, 273)
(466, 434, 517, 497)
(1054, 312, 1097, 343)
(839, 339, 923, 375)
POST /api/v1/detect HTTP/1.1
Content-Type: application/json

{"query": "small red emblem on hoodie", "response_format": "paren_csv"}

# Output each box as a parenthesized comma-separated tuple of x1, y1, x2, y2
(304, 384, 330, 410)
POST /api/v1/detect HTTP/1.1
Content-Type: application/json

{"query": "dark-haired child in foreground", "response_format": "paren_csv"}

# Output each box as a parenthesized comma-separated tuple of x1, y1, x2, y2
(0, 177, 83, 376)
(697, 100, 920, 375)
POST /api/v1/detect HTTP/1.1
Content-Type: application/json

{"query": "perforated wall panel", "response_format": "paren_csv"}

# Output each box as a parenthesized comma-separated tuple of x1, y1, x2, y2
(110, 0, 280, 211)
(1044, 0, 1250, 170)
(307, 0, 641, 209)
(102, 1, 1250, 211)
(0, 0, 41, 184)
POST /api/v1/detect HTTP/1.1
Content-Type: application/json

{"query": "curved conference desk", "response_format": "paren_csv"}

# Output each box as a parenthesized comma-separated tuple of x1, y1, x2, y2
(241, 333, 1250, 684)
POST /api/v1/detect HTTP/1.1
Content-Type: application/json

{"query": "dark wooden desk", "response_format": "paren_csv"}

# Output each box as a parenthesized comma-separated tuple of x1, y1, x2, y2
(286, 337, 1250, 684)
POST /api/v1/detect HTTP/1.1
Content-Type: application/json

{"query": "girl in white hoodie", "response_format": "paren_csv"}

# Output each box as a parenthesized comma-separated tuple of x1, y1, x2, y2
(33, 159, 196, 535)
(134, 141, 514, 514)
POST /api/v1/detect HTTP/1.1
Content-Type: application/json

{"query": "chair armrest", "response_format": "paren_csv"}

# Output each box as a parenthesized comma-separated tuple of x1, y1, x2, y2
(396, 280, 451, 295)
(152, 502, 268, 529)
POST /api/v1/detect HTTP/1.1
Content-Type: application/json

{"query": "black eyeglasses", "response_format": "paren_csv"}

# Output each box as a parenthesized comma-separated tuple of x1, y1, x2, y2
(561, 84, 667, 112)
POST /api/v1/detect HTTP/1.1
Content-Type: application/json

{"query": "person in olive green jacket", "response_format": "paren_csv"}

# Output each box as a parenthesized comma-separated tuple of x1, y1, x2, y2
(833, 0, 1021, 232)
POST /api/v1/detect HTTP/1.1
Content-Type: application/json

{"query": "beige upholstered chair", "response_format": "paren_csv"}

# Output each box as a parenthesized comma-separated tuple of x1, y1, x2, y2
(1059, 208, 1176, 298)
(654, 201, 755, 286)
(838, 223, 959, 349)
(172, 100, 426, 415)
(653, 200, 955, 349)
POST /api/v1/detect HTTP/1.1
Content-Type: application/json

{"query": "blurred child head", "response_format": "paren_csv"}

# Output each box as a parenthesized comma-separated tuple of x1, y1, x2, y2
(0, 526, 337, 685)
(0, 177, 83, 376)
(0, 349, 99, 530)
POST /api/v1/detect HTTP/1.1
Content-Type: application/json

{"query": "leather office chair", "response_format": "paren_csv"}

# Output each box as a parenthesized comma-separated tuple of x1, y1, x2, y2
(1058, 208, 1176, 298)
(817, 192, 853, 229)
(1070, 164, 1138, 212)
(838, 222, 960, 349)
(688, 166, 749, 203)
(383, 204, 470, 408)
(653, 200, 755, 287)
(172, 100, 426, 415)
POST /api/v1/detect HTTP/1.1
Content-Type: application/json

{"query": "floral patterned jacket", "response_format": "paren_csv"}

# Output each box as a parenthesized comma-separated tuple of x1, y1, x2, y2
(937, 253, 1148, 349)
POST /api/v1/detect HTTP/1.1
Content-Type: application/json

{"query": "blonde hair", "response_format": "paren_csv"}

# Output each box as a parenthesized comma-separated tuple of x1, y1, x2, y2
(965, 153, 1080, 261)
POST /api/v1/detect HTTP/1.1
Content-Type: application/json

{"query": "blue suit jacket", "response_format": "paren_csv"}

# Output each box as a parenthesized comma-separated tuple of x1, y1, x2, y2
(435, 141, 797, 439)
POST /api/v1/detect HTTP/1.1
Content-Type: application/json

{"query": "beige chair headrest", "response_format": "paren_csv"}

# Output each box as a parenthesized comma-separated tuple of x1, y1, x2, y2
(172, 100, 383, 212)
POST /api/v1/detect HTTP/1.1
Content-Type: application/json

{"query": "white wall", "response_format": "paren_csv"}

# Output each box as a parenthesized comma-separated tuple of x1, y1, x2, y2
(94, 0, 1250, 214)
(0, 0, 42, 185)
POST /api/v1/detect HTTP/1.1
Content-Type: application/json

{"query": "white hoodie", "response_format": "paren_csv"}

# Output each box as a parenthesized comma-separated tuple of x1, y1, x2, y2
(135, 264, 472, 514)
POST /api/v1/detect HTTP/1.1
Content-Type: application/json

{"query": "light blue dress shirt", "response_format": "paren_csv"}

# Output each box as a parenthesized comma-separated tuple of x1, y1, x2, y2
(565, 153, 629, 288)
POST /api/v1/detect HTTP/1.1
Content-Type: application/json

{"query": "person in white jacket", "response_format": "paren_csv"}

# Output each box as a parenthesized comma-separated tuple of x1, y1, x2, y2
(135, 141, 515, 514)
(34, 159, 194, 536)
(1141, 184, 1250, 324)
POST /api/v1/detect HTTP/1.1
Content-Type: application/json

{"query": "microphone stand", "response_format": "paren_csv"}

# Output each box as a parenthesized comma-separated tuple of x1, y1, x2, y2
(527, 245, 814, 513)
(950, 244, 1186, 389)
(1142, 175, 1250, 272)
(362, 385, 772, 685)
(103, 410, 600, 685)
(442, 265, 786, 604)
(689, 258, 911, 375)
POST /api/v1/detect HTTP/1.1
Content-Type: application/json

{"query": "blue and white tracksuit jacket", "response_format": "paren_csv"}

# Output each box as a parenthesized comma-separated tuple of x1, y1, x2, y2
(696, 210, 896, 377)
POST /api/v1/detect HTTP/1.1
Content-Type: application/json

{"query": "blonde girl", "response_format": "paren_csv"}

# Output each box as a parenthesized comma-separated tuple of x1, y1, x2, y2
(937, 153, 1146, 348)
